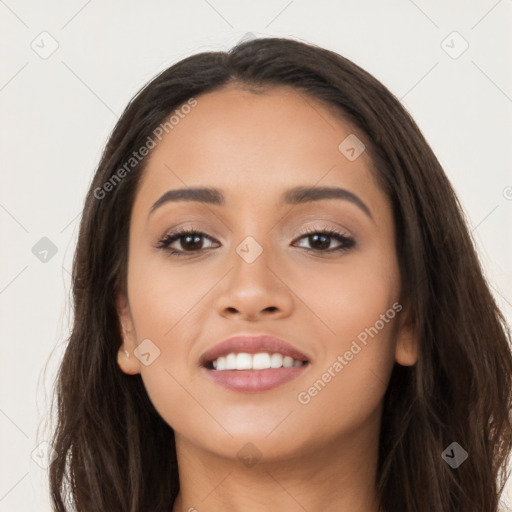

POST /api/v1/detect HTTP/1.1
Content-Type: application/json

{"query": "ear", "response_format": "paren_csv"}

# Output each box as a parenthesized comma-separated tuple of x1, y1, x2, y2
(116, 292, 142, 375)
(394, 305, 419, 366)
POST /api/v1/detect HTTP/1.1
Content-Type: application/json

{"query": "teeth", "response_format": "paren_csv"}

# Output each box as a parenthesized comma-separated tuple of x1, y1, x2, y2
(210, 352, 305, 371)
(283, 356, 294, 368)
(236, 353, 252, 370)
(226, 353, 236, 369)
(270, 353, 283, 368)
(253, 353, 271, 370)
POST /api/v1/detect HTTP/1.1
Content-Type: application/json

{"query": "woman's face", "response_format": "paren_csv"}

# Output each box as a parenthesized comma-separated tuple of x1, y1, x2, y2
(117, 85, 418, 461)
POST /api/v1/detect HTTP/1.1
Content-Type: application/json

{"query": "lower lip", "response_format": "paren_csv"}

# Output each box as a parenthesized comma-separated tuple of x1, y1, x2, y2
(203, 365, 308, 392)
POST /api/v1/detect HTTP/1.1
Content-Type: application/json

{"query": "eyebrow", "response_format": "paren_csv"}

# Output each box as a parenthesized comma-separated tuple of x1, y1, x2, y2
(149, 186, 373, 220)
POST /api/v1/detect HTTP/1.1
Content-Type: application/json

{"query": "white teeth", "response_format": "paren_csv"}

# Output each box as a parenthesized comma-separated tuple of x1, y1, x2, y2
(210, 352, 305, 371)
(283, 356, 294, 368)
(225, 353, 236, 369)
(270, 353, 283, 368)
(252, 353, 271, 370)
(235, 353, 252, 370)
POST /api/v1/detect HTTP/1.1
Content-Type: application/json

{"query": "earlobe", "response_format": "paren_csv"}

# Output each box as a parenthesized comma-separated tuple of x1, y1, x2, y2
(395, 342, 419, 366)
(116, 346, 141, 375)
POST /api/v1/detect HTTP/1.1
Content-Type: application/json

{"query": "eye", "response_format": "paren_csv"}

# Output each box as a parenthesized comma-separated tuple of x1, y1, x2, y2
(292, 226, 355, 253)
(155, 225, 356, 258)
(155, 227, 219, 257)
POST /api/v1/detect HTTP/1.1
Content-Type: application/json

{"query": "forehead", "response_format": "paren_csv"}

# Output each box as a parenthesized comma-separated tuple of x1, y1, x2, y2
(133, 85, 383, 214)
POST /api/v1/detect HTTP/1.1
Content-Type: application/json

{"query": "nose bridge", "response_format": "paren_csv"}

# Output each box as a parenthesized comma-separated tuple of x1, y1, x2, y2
(230, 204, 285, 271)
(229, 203, 275, 265)
(214, 222, 292, 318)
(230, 229, 276, 286)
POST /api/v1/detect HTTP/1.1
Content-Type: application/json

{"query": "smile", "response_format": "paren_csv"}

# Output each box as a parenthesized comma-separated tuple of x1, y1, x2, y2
(210, 352, 305, 370)
(200, 334, 311, 392)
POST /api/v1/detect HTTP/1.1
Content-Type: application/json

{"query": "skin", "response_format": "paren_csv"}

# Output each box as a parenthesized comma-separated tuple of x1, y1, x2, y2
(116, 84, 419, 512)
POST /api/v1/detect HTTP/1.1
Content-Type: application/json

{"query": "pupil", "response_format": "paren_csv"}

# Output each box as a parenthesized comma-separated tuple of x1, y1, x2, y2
(183, 235, 202, 250)
(311, 234, 329, 250)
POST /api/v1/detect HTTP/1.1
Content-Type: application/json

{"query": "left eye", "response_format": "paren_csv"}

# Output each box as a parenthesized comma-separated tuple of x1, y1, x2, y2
(293, 228, 355, 252)
(155, 227, 355, 257)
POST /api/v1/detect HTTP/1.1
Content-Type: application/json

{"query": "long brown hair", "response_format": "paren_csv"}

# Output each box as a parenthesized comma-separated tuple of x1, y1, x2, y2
(46, 36, 512, 511)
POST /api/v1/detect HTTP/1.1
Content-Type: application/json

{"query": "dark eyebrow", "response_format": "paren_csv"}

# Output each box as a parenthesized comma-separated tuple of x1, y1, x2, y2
(149, 185, 373, 220)
(280, 186, 373, 220)
(149, 187, 224, 216)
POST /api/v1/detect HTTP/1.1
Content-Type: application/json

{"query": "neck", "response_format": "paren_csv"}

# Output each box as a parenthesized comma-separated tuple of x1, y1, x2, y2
(171, 412, 382, 512)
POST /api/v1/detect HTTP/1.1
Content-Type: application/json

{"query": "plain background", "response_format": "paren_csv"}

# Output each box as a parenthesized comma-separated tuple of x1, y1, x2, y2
(1, 1, 511, 510)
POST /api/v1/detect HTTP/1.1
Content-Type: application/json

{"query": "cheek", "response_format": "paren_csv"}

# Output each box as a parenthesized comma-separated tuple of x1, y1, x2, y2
(291, 251, 399, 427)
(125, 253, 222, 430)
(290, 247, 400, 347)
(293, 301, 399, 444)
(126, 251, 215, 339)
(294, 317, 397, 440)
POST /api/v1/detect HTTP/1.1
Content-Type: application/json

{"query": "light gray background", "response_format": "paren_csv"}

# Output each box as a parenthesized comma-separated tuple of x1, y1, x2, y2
(1, 1, 511, 510)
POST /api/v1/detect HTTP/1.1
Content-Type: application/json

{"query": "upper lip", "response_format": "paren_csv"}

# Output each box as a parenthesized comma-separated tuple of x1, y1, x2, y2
(200, 334, 311, 367)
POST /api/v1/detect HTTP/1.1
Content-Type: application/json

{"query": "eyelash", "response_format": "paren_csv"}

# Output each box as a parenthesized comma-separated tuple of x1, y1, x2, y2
(155, 226, 356, 258)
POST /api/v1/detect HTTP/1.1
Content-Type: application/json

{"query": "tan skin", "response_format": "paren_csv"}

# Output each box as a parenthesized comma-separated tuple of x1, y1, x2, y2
(116, 85, 419, 512)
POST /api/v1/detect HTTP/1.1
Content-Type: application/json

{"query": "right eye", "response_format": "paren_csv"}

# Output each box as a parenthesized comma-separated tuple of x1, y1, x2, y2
(155, 228, 220, 257)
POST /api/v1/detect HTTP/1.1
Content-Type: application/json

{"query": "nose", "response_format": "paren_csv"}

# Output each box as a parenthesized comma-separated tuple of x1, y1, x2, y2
(214, 243, 294, 322)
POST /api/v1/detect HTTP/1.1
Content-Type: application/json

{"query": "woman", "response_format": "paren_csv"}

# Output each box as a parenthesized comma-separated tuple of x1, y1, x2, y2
(47, 36, 512, 511)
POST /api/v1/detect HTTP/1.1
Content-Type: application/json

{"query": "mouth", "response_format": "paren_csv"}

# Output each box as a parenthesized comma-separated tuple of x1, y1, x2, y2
(206, 352, 307, 370)
(200, 335, 311, 393)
